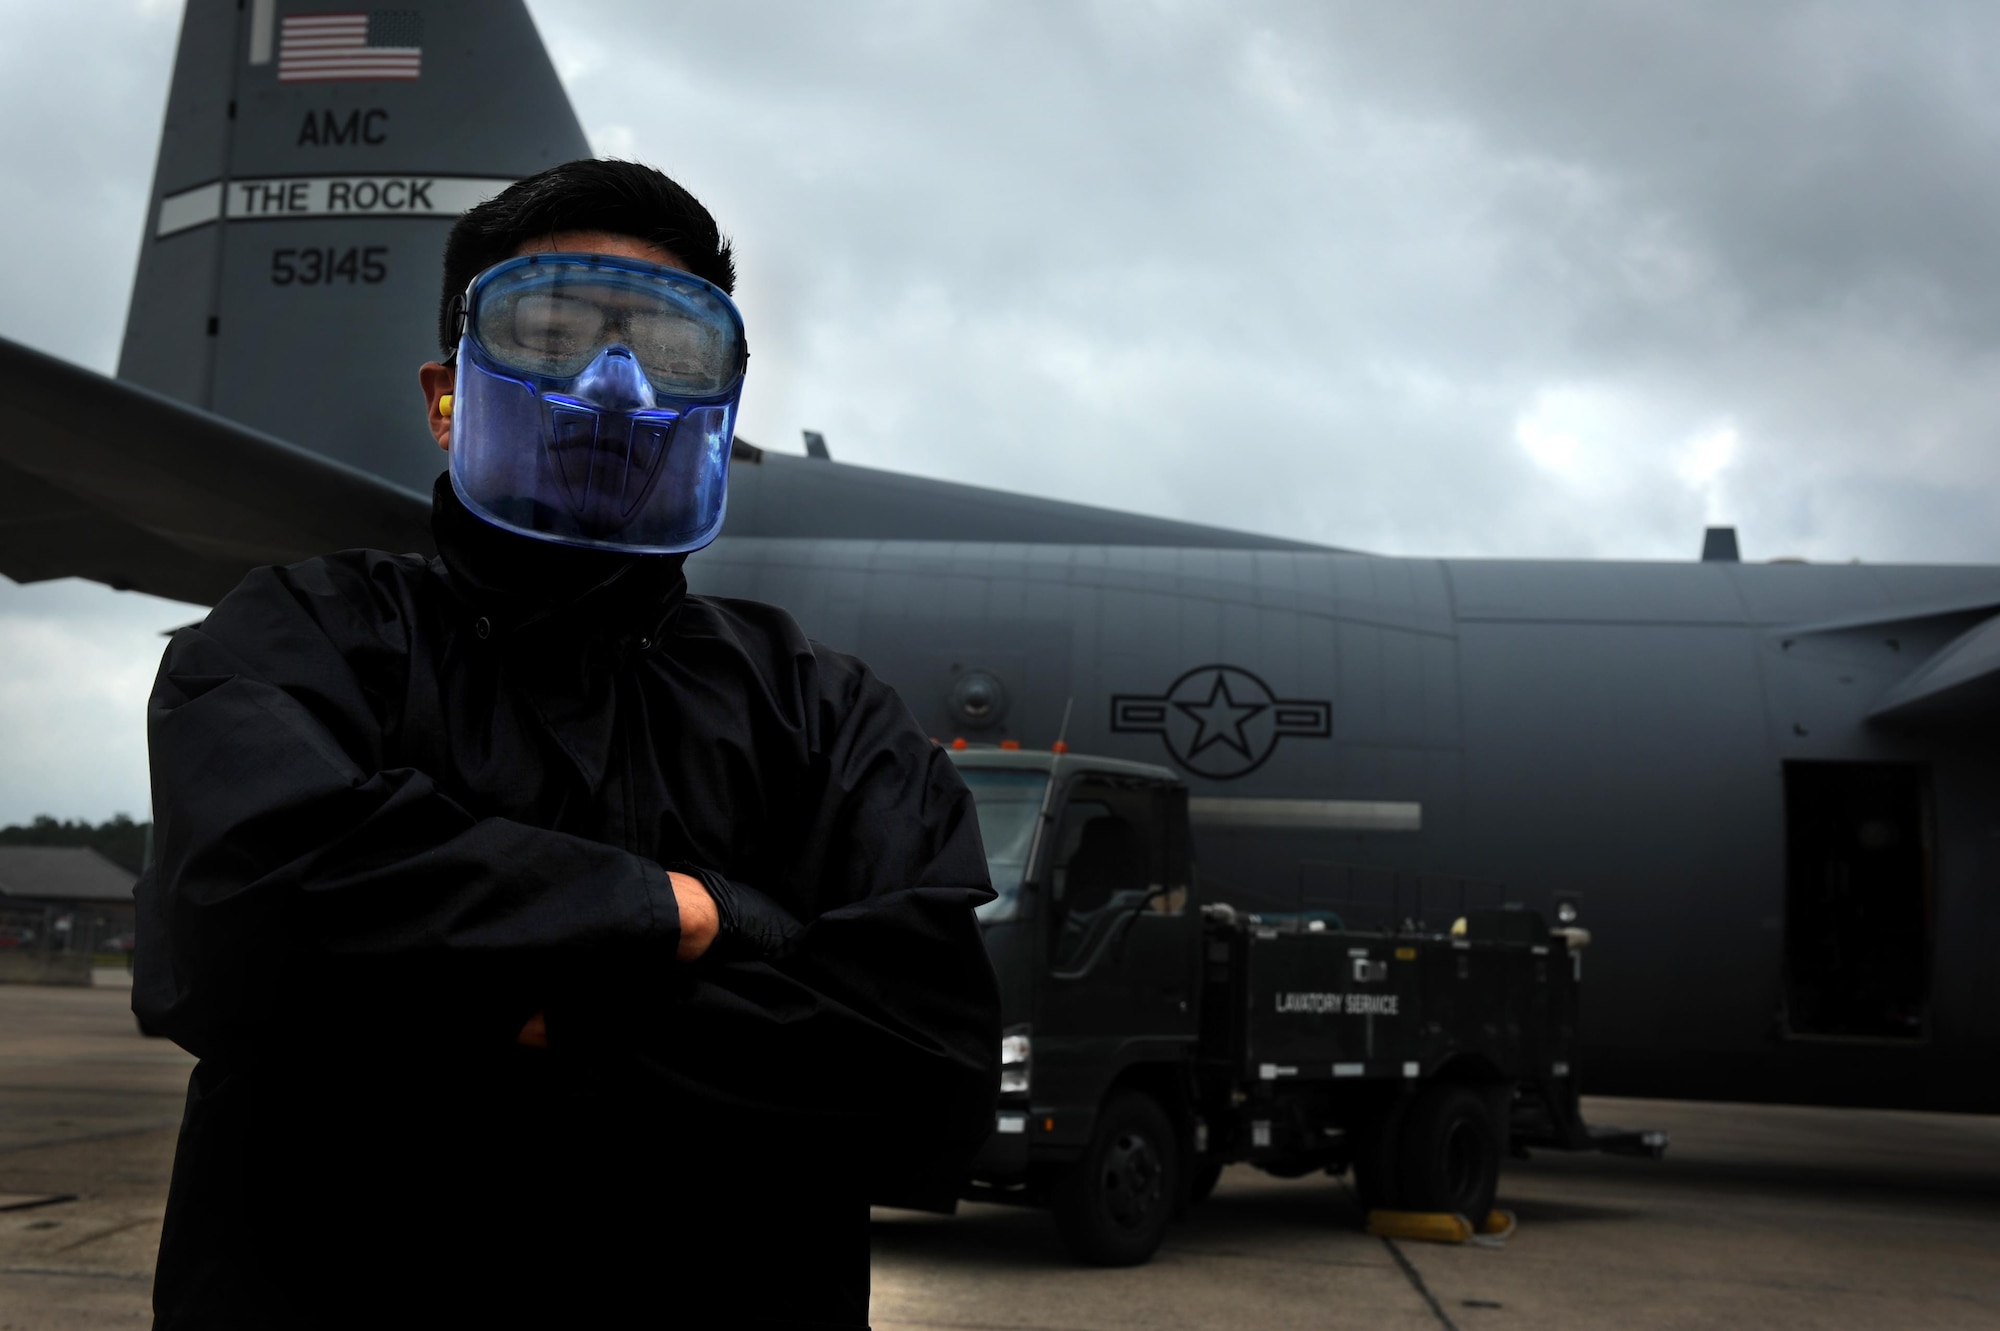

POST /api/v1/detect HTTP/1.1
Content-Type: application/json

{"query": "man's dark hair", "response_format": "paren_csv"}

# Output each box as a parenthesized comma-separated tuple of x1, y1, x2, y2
(437, 158, 736, 355)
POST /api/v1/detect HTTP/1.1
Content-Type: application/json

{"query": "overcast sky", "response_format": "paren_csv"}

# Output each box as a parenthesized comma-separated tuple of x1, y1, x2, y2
(5, 0, 2000, 824)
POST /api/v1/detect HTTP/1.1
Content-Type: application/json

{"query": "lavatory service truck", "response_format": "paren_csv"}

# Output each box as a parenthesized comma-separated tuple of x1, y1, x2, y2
(950, 747, 1663, 1265)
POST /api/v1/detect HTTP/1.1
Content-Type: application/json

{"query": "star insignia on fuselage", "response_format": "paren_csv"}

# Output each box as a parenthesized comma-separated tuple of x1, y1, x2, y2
(1174, 673, 1268, 759)
(1111, 664, 1333, 780)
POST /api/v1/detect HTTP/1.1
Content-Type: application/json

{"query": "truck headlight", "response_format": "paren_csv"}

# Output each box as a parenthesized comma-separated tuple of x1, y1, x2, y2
(1000, 1028, 1031, 1097)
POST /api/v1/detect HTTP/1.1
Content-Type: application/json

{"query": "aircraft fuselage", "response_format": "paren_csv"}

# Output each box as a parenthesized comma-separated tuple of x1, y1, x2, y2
(692, 541, 2000, 1113)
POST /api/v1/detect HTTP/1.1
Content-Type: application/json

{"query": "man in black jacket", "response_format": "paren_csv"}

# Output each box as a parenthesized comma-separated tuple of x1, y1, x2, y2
(136, 159, 1001, 1329)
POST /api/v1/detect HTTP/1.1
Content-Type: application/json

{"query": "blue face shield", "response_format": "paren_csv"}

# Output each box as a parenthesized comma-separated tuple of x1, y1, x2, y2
(448, 253, 748, 554)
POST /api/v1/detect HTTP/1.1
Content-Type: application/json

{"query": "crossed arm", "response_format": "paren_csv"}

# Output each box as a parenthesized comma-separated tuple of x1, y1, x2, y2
(515, 873, 715, 1048)
(137, 565, 999, 1208)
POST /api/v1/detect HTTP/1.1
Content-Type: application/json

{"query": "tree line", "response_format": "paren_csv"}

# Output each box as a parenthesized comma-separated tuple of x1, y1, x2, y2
(0, 814, 149, 873)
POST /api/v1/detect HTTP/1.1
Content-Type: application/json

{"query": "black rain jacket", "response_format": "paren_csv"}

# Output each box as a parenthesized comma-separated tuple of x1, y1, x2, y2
(135, 480, 1001, 1330)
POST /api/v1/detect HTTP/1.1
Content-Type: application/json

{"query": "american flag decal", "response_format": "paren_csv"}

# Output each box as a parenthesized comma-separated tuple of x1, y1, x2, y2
(277, 11, 423, 83)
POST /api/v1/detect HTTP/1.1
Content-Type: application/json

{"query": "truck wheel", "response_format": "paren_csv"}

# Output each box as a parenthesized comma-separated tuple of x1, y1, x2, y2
(1395, 1083, 1502, 1220)
(1053, 1091, 1180, 1265)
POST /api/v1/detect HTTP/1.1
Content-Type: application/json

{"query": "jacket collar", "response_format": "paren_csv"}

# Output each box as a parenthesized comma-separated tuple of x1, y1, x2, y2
(429, 475, 688, 646)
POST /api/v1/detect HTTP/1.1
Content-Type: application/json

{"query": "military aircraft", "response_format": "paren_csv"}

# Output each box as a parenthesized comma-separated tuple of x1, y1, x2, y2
(3, 0, 1995, 1115)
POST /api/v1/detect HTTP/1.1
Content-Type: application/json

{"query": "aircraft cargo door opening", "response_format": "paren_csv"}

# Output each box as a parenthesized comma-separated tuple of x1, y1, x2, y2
(1783, 762, 1933, 1041)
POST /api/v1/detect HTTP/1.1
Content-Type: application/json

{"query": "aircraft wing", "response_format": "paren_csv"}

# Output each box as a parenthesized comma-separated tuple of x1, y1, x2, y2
(0, 334, 432, 606)
(1868, 609, 2000, 725)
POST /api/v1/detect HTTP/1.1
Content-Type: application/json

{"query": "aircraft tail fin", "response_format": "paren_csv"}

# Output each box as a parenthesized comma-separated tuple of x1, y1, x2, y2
(14, 0, 1316, 598)
(117, 0, 590, 496)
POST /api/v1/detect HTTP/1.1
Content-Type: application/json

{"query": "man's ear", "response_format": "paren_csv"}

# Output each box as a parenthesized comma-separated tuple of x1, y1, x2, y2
(418, 362, 456, 452)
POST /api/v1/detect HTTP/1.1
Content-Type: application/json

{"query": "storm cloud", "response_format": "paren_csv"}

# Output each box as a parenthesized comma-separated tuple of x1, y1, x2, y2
(4, 0, 2000, 821)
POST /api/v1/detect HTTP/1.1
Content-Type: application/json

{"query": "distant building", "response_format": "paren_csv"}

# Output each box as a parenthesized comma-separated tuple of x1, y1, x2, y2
(0, 846, 139, 955)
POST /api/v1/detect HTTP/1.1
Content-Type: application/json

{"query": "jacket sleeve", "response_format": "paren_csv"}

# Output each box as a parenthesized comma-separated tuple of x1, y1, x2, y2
(584, 649, 1002, 1210)
(136, 560, 680, 1064)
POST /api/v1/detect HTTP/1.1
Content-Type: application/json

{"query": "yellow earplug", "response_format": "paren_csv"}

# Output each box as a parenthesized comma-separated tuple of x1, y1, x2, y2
(438, 393, 454, 418)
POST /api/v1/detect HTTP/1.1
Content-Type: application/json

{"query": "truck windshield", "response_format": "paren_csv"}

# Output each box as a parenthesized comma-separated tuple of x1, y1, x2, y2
(957, 768, 1049, 922)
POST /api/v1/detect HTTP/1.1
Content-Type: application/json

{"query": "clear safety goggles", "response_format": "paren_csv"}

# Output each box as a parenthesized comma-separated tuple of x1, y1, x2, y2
(448, 254, 748, 556)
(464, 254, 746, 394)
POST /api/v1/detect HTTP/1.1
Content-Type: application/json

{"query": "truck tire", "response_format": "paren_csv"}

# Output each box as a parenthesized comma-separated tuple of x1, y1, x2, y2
(1395, 1083, 1502, 1220)
(1052, 1091, 1180, 1265)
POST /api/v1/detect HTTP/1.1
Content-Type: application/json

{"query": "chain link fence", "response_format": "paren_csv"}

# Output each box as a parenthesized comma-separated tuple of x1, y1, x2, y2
(0, 904, 132, 984)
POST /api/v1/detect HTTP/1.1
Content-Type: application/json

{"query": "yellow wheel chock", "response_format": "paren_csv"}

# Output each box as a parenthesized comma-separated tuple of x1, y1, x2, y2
(1366, 1209, 1517, 1244)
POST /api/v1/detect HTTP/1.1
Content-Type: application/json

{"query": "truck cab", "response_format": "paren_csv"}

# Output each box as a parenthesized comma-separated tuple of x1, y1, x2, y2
(959, 750, 1198, 1165)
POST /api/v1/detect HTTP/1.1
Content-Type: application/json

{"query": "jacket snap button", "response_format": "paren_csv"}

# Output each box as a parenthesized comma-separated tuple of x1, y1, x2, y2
(474, 617, 491, 640)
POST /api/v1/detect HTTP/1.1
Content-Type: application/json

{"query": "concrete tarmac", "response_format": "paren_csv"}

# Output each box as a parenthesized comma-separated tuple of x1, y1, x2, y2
(4, 982, 1999, 1329)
